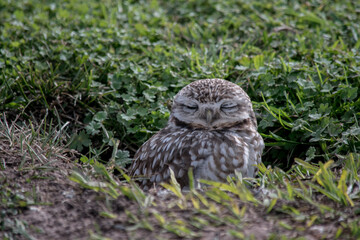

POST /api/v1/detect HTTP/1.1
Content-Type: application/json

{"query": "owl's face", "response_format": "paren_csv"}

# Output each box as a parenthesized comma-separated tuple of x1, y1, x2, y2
(170, 79, 256, 130)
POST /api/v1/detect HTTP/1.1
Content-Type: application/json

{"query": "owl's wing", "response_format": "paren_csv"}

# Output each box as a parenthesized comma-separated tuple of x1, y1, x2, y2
(129, 127, 192, 189)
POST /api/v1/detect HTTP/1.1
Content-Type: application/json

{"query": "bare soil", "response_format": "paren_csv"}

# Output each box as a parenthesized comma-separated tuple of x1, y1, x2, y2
(0, 128, 354, 240)
(0, 130, 134, 239)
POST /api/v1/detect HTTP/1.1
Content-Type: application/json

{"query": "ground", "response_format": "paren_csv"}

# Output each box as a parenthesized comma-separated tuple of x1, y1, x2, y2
(1, 122, 358, 240)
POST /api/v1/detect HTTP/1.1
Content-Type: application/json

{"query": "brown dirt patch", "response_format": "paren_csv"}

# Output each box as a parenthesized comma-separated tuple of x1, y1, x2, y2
(0, 123, 355, 240)
(0, 124, 132, 239)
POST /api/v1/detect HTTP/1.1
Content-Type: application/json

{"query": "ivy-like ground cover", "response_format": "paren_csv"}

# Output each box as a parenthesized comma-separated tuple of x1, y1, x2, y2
(1, 0, 360, 239)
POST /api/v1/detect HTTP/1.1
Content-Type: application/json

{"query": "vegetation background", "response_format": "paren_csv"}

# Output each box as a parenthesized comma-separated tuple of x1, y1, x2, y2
(1, 0, 359, 239)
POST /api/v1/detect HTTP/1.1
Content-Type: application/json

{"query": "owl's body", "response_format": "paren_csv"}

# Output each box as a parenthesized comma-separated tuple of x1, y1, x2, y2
(130, 79, 264, 189)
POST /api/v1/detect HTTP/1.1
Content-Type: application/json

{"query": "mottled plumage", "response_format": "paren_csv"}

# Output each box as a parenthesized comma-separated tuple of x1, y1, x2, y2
(129, 79, 264, 189)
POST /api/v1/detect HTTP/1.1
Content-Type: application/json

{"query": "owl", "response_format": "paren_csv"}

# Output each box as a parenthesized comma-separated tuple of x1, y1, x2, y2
(129, 79, 264, 190)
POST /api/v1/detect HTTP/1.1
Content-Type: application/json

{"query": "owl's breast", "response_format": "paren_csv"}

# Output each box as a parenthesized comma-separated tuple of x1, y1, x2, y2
(186, 129, 262, 182)
(131, 126, 263, 189)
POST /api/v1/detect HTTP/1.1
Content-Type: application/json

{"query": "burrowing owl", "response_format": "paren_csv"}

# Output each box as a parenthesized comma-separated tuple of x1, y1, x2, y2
(129, 79, 264, 189)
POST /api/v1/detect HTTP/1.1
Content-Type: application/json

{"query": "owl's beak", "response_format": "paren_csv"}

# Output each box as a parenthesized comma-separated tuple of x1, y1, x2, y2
(205, 108, 213, 124)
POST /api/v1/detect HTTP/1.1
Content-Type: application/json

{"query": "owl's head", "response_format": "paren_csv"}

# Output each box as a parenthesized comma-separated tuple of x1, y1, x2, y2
(169, 79, 257, 130)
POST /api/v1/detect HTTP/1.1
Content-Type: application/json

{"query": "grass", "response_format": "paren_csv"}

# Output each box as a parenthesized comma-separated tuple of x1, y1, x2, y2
(1, 0, 360, 239)
(0, 115, 72, 239)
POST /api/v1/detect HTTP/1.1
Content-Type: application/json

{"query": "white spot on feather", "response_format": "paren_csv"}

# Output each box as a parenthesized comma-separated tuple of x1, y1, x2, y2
(219, 171, 228, 180)
(191, 160, 202, 167)
(166, 143, 172, 151)
(228, 147, 235, 157)
(206, 171, 219, 181)
(142, 165, 147, 174)
(156, 174, 162, 182)
(163, 168, 170, 179)
(178, 168, 185, 178)
(169, 147, 175, 157)
(220, 142, 227, 156)
(149, 150, 156, 158)
(243, 146, 249, 163)
(151, 157, 157, 169)
(232, 158, 239, 167)
(198, 148, 204, 155)
(208, 155, 216, 170)
(190, 151, 197, 161)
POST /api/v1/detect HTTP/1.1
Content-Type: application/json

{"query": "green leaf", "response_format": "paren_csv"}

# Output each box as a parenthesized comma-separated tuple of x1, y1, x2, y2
(94, 111, 108, 121)
(69, 131, 91, 151)
(253, 54, 264, 70)
(305, 147, 316, 161)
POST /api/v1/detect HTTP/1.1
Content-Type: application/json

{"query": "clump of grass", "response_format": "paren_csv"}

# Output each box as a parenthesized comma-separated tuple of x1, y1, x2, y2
(0, 114, 77, 239)
(69, 152, 359, 239)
